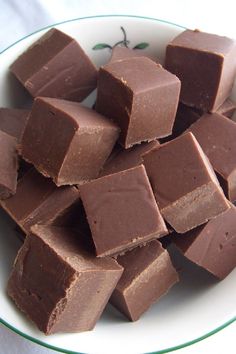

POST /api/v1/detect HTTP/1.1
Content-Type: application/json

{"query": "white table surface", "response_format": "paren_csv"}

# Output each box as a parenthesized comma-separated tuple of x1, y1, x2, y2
(0, 1, 235, 353)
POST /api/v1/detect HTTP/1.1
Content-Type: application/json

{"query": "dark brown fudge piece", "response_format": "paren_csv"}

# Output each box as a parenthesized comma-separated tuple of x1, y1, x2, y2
(0, 108, 29, 141)
(188, 113, 236, 202)
(1, 168, 81, 233)
(0, 131, 18, 199)
(80, 165, 167, 257)
(10, 28, 97, 101)
(165, 29, 236, 112)
(7, 225, 123, 334)
(110, 240, 178, 321)
(20, 97, 119, 186)
(142, 132, 230, 233)
(173, 204, 236, 279)
(217, 98, 236, 118)
(96, 57, 180, 148)
(100, 140, 159, 176)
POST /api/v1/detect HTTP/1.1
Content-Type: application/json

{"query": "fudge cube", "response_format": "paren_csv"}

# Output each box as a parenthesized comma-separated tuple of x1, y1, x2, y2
(100, 140, 159, 176)
(110, 240, 178, 321)
(96, 57, 180, 148)
(142, 132, 230, 233)
(7, 225, 123, 334)
(188, 113, 236, 202)
(173, 204, 236, 279)
(80, 165, 167, 257)
(0, 131, 18, 199)
(165, 29, 236, 111)
(10, 28, 97, 101)
(1, 168, 81, 233)
(0, 108, 30, 142)
(20, 97, 119, 186)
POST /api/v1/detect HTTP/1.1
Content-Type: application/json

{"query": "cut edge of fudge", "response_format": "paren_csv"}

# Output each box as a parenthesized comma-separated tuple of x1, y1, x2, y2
(161, 133, 230, 232)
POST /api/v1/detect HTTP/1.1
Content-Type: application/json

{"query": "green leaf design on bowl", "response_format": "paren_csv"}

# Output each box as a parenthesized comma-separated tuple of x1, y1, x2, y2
(92, 27, 149, 51)
(133, 42, 149, 50)
(93, 43, 112, 50)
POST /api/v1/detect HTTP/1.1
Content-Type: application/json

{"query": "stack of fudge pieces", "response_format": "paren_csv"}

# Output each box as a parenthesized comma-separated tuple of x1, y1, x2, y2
(1, 27, 236, 335)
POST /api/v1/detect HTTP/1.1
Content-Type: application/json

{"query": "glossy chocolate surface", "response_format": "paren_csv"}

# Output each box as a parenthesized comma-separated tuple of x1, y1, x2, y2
(80, 165, 167, 257)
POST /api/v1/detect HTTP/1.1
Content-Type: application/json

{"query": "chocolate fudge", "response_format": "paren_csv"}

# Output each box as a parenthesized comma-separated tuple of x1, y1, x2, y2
(80, 165, 167, 257)
(10, 28, 97, 101)
(188, 113, 236, 202)
(217, 98, 236, 118)
(20, 97, 119, 186)
(173, 204, 236, 279)
(1, 168, 81, 233)
(110, 240, 178, 321)
(0, 131, 18, 199)
(96, 57, 180, 148)
(165, 29, 236, 111)
(0, 108, 29, 142)
(142, 132, 230, 233)
(7, 225, 123, 334)
(100, 140, 159, 176)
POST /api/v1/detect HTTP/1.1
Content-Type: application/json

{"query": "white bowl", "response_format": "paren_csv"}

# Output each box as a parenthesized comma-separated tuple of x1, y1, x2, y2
(0, 15, 235, 354)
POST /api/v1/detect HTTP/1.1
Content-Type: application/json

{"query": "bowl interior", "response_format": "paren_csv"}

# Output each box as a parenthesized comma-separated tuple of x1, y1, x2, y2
(0, 15, 235, 354)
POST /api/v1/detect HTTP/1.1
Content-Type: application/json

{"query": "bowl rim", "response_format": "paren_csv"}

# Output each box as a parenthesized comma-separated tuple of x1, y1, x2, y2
(0, 13, 235, 354)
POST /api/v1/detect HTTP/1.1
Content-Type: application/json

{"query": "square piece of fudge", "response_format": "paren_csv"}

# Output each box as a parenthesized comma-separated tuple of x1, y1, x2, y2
(10, 28, 97, 101)
(0, 131, 18, 199)
(80, 165, 167, 257)
(96, 57, 180, 148)
(188, 113, 236, 202)
(7, 225, 123, 334)
(1, 168, 81, 233)
(0, 108, 30, 142)
(110, 240, 178, 321)
(20, 97, 119, 186)
(142, 132, 230, 233)
(165, 29, 236, 111)
(173, 204, 236, 279)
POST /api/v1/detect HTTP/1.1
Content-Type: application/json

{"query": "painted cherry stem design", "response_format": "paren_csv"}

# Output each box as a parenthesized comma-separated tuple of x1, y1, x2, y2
(93, 27, 149, 51)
